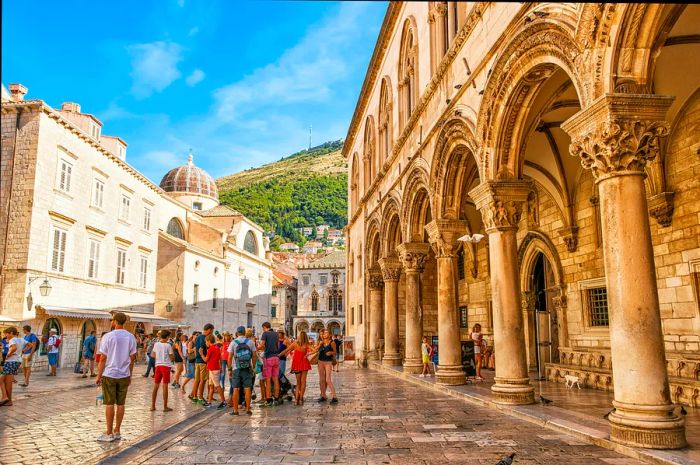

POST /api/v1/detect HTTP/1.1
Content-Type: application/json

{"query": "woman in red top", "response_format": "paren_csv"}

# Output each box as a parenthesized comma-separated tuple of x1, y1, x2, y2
(278, 331, 315, 405)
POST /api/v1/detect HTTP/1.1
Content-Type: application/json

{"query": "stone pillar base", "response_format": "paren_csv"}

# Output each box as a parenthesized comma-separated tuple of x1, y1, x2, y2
(491, 378, 535, 405)
(382, 353, 402, 366)
(367, 350, 379, 361)
(609, 401, 687, 449)
(402, 358, 423, 374)
(436, 364, 467, 385)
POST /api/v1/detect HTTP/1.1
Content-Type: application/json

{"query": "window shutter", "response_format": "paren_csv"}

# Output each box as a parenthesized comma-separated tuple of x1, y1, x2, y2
(65, 165, 72, 192)
(58, 230, 66, 272)
(52, 230, 60, 270)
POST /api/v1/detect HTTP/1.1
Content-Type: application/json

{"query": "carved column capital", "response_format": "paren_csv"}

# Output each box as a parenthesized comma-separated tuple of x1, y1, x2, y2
(397, 242, 430, 273)
(562, 94, 674, 181)
(425, 219, 466, 258)
(558, 225, 580, 253)
(469, 180, 533, 233)
(368, 267, 384, 290)
(648, 191, 675, 227)
(378, 257, 402, 282)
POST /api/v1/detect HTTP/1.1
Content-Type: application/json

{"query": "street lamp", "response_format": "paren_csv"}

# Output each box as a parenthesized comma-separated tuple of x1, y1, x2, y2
(26, 276, 51, 311)
(39, 278, 52, 296)
(166, 301, 173, 313)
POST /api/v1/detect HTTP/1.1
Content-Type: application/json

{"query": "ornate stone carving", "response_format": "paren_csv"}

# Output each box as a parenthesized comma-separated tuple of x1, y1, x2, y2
(648, 191, 675, 227)
(425, 219, 466, 258)
(526, 190, 539, 227)
(469, 180, 533, 233)
(397, 242, 430, 273)
(378, 257, 402, 282)
(368, 269, 384, 290)
(558, 226, 579, 252)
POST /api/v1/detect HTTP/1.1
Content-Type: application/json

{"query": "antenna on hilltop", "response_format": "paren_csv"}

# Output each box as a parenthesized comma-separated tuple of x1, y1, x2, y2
(309, 125, 312, 151)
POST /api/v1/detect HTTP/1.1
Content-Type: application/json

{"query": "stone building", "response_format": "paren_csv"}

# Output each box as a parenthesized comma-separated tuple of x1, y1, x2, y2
(294, 250, 346, 337)
(345, 2, 699, 450)
(271, 269, 297, 334)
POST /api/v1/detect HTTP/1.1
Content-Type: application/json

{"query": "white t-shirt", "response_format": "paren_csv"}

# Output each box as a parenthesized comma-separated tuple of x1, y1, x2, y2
(98, 329, 137, 379)
(6, 337, 25, 362)
(153, 341, 173, 367)
(47, 335, 60, 354)
(471, 332, 482, 354)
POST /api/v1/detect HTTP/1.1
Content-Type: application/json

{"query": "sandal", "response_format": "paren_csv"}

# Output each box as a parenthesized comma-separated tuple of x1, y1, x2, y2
(0, 400, 9, 407)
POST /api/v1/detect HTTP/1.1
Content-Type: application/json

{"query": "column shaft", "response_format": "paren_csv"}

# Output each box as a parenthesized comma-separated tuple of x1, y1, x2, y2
(403, 270, 422, 372)
(379, 258, 402, 366)
(367, 270, 383, 360)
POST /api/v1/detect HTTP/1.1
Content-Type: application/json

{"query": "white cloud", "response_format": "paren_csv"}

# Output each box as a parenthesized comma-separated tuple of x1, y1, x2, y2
(186, 69, 205, 86)
(188, 26, 199, 37)
(128, 41, 183, 99)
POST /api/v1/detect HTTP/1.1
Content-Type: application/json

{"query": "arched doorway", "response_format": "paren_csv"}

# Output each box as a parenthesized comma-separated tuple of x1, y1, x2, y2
(311, 321, 325, 333)
(328, 321, 341, 336)
(40, 318, 62, 356)
(78, 320, 96, 363)
(295, 320, 309, 337)
(530, 252, 557, 379)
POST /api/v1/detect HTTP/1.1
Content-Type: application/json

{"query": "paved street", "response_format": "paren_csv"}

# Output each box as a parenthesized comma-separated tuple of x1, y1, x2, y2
(122, 368, 645, 465)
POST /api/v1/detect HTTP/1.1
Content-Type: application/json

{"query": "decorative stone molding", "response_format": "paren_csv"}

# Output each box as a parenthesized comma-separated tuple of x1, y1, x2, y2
(562, 94, 674, 181)
(468, 180, 533, 232)
(378, 257, 402, 282)
(425, 219, 466, 258)
(368, 268, 384, 290)
(397, 242, 430, 273)
(558, 225, 580, 252)
(648, 191, 675, 227)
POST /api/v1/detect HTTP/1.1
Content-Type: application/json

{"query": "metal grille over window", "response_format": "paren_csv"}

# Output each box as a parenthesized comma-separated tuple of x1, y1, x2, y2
(588, 287, 609, 327)
(167, 218, 184, 239)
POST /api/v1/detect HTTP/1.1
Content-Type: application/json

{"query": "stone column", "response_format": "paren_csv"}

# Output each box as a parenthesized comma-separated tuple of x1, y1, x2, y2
(398, 242, 430, 373)
(563, 94, 685, 449)
(425, 219, 466, 385)
(367, 267, 384, 361)
(378, 257, 402, 366)
(470, 180, 535, 405)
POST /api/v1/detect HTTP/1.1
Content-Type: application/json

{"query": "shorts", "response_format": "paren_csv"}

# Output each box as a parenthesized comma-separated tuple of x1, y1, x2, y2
(21, 354, 34, 368)
(83, 353, 95, 361)
(231, 368, 254, 389)
(208, 370, 221, 388)
(194, 363, 208, 381)
(186, 361, 195, 379)
(154, 365, 171, 384)
(262, 356, 280, 379)
(422, 354, 430, 364)
(102, 376, 130, 405)
(2, 361, 20, 376)
(48, 352, 59, 366)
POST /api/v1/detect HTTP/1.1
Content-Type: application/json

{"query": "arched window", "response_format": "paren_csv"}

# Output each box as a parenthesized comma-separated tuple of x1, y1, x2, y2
(363, 117, 376, 187)
(311, 290, 319, 312)
(243, 231, 257, 255)
(328, 289, 343, 315)
(378, 77, 393, 167)
(167, 218, 185, 240)
(351, 153, 360, 212)
(399, 18, 419, 129)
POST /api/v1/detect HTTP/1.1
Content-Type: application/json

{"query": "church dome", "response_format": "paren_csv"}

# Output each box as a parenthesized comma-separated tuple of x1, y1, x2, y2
(159, 151, 218, 201)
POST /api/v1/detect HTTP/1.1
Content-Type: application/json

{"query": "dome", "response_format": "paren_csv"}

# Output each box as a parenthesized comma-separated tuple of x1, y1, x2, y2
(159, 151, 218, 201)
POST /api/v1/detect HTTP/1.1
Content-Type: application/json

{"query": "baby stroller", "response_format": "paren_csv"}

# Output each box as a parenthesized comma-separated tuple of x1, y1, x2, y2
(279, 373, 296, 402)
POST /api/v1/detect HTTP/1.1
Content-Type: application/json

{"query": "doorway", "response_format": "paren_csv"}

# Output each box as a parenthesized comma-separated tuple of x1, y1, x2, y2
(531, 252, 558, 379)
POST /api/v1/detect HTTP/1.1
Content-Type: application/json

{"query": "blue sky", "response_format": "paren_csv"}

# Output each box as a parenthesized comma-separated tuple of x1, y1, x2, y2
(2, 0, 386, 182)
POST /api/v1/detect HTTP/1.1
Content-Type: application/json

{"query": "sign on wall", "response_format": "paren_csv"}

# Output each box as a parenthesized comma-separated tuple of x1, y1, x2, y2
(343, 336, 355, 362)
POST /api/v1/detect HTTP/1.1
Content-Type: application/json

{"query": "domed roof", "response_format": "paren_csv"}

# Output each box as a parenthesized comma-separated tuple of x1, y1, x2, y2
(159, 151, 218, 200)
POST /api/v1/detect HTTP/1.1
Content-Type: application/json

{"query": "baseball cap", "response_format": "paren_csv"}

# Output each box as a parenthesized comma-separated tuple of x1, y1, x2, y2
(236, 326, 246, 335)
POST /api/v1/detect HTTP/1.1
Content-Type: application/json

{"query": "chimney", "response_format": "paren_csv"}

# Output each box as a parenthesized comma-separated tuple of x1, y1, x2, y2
(9, 83, 28, 101)
(61, 102, 81, 113)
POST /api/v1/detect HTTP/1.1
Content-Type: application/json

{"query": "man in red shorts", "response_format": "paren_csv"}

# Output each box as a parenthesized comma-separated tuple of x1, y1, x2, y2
(151, 330, 174, 412)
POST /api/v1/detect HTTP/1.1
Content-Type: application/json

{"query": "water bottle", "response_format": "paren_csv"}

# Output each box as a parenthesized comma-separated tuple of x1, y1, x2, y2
(96, 386, 104, 406)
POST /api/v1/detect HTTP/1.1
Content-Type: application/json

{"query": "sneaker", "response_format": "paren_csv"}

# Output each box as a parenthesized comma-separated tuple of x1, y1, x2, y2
(262, 401, 273, 407)
(419, 374, 425, 378)
(246, 410, 253, 415)
(230, 410, 239, 415)
(202, 401, 211, 407)
(330, 398, 338, 404)
(113, 433, 122, 441)
(19, 383, 28, 387)
(217, 402, 226, 409)
(82, 374, 88, 379)
(96, 434, 115, 442)
(196, 398, 206, 405)
(317, 397, 327, 402)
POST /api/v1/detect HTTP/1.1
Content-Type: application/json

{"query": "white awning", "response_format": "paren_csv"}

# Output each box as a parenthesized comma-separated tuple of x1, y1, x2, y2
(0, 315, 21, 324)
(121, 311, 176, 324)
(36, 306, 112, 320)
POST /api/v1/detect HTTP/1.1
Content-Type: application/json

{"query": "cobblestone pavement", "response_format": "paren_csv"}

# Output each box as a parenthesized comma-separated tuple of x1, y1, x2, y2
(0, 367, 216, 465)
(131, 368, 646, 465)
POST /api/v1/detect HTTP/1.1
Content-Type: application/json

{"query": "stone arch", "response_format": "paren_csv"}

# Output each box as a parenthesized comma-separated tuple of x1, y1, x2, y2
(398, 15, 420, 130)
(295, 320, 309, 335)
(363, 116, 377, 188)
(380, 194, 403, 257)
(350, 152, 361, 213)
(166, 217, 186, 240)
(401, 160, 434, 242)
(476, 22, 585, 180)
(365, 214, 382, 269)
(517, 231, 564, 293)
(429, 116, 480, 220)
(311, 320, 325, 334)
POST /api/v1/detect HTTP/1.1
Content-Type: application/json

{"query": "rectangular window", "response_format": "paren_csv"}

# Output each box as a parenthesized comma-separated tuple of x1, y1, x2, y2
(57, 159, 73, 193)
(457, 250, 465, 280)
(272, 289, 277, 297)
(350, 307, 354, 325)
(271, 305, 277, 318)
(587, 287, 609, 327)
(359, 304, 363, 324)
(320, 274, 327, 285)
(212, 288, 218, 309)
(302, 275, 310, 286)
(143, 207, 151, 231)
(247, 310, 253, 328)
(193, 284, 199, 307)
(51, 228, 67, 272)
(92, 178, 104, 208)
(139, 256, 148, 289)
(459, 306, 468, 328)
(120, 195, 131, 222)
(192, 202, 202, 211)
(87, 239, 100, 279)
(116, 248, 127, 284)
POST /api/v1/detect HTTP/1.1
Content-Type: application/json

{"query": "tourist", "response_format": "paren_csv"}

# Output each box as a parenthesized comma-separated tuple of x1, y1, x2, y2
(46, 328, 60, 376)
(20, 325, 39, 387)
(278, 330, 314, 405)
(1, 334, 8, 367)
(82, 330, 98, 378)
(227, 326, 256, 415)
(277, 329, 288, 382)
(181, 333, 196, 393)
(201, 334, 225, 409)
(257, 322, 280, 406)
(172, 333, 185, 389)
(190, 324, 213, 404)
(0, 326, 25, 406)
(333, 334, 342, 372)
(151, 329, 174, 412)
(143, 334, 157, 378)
(220, 332, 231, 390)
(420, 336, 433, 377)
(315, 329, 338, 404)
(95, 312, 137, 442)
(471, 323, 485, 381)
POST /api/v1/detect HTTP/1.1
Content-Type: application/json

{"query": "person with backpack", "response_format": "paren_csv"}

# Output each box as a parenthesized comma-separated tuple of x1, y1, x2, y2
(0, 326, 25, 406)
(227, 326, 256, 415)
(82, 330, 98, 378)
(20, 325, 39, 387)
(142, 334, 157, 378)
(46, 328, 60, 376)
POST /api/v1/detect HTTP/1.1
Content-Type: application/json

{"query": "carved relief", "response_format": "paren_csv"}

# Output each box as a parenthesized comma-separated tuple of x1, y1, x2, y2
(397, 243, 430, 273)
(648, 191, 675, 227)
(425, 220, 465, 259)
(469, 180, 532, 233)
(378, 257, 402, 282)
(368, 270, 384, 290)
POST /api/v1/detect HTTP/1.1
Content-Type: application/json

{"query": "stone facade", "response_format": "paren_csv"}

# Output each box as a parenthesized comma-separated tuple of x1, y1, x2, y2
(345, 3, 699, 449)
(271, 270, 297, 334)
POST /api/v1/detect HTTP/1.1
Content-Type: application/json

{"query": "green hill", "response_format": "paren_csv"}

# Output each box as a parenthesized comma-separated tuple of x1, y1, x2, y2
(217, 140, 347, 245)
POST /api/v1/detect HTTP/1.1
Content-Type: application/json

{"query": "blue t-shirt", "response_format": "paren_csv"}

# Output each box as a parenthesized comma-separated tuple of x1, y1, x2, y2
(2, 338, 7, 356)
(83, 335, 97, 356)
(23, 333, 39, 355)
(261, 330, 279, 358)
(278, 342, 287, 361)
(194, 334, 207, 363)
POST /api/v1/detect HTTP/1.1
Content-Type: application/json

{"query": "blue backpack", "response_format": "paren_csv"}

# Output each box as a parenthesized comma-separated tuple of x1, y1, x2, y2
(234, 338, 252, 369)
